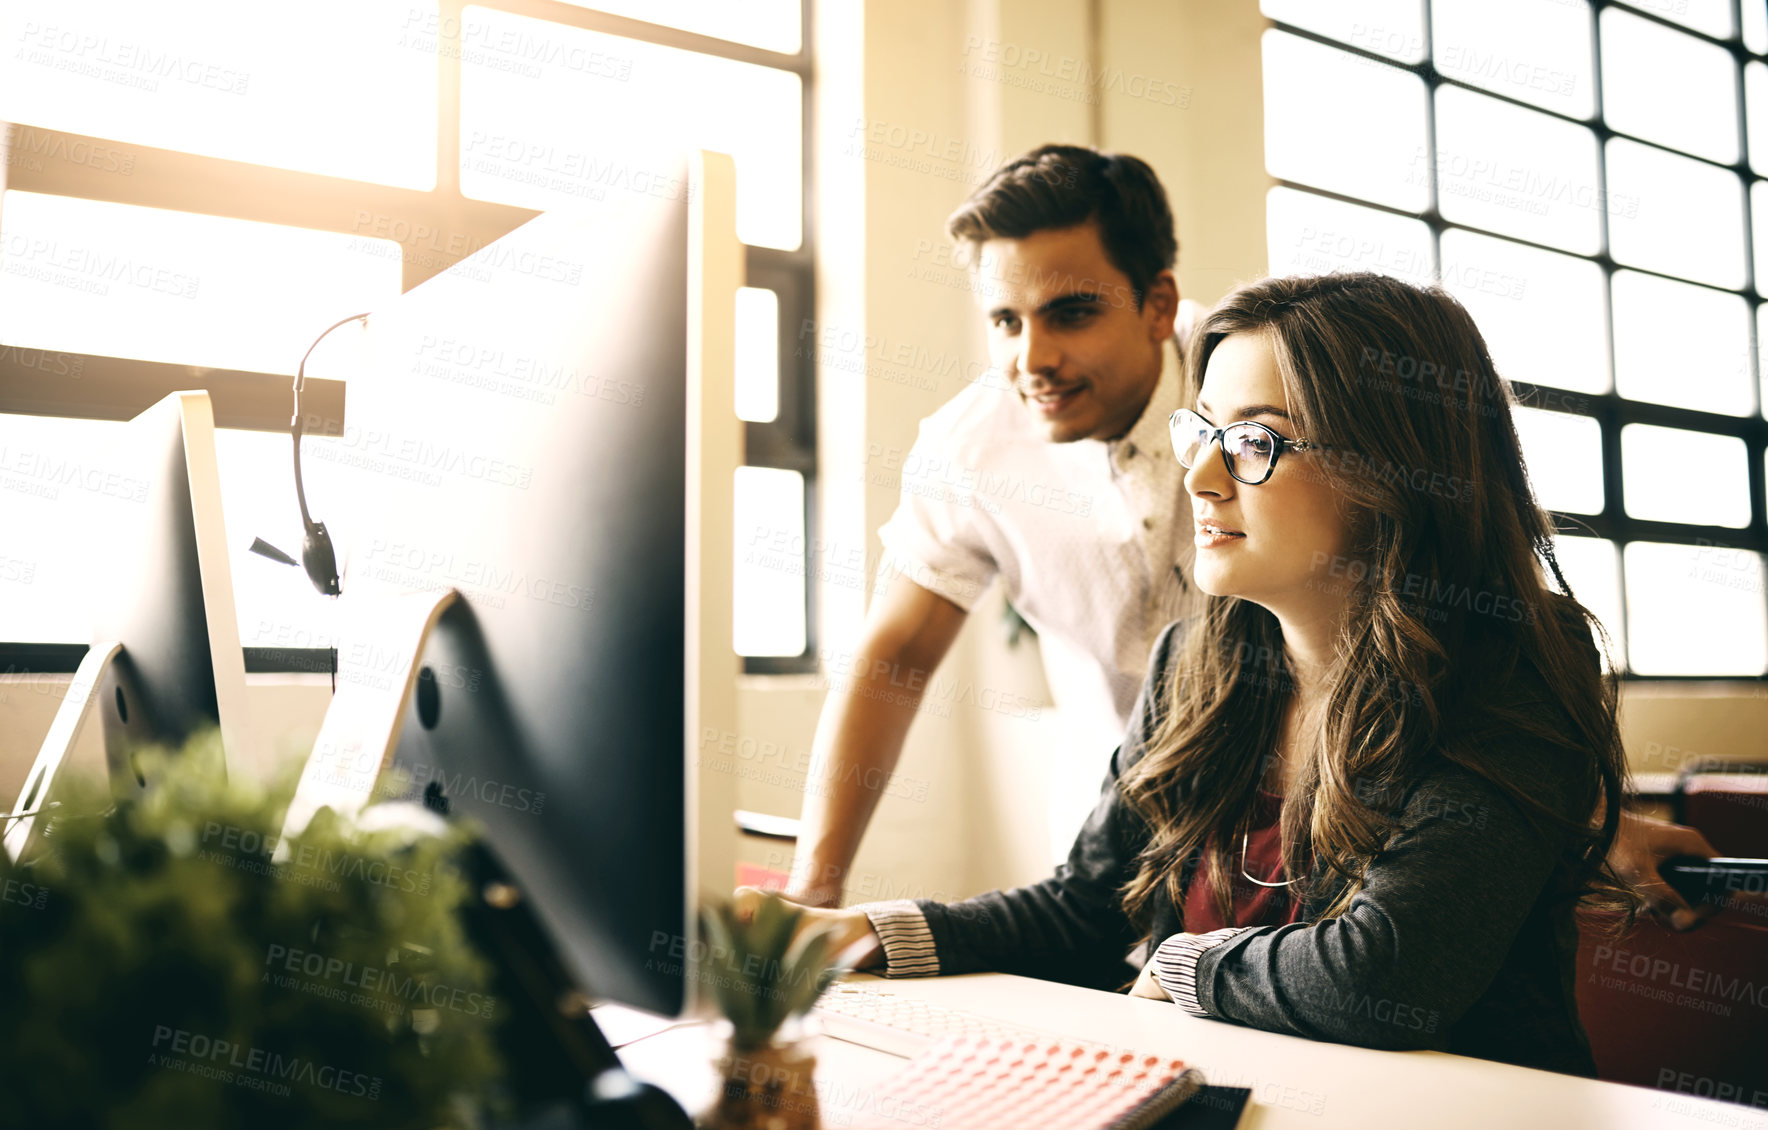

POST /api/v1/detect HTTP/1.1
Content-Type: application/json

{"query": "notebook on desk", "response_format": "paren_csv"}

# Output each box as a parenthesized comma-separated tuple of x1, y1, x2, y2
(844, 1033, 1206, 1130)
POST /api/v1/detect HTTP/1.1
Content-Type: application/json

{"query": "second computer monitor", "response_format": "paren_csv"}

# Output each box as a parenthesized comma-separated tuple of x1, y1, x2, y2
(6, 390, 250, 860)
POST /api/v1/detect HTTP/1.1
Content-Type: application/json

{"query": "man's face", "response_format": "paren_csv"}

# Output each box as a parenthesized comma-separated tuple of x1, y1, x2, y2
(975, 221, 1178, 443)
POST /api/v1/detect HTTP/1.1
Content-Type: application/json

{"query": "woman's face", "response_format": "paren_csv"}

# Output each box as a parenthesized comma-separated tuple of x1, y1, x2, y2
(1183, 332, 1356, 627)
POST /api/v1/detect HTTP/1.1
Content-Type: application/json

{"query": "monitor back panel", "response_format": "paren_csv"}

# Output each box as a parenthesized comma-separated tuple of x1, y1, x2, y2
(94, 390, 249, 790)
(340, 189, 691, 1015)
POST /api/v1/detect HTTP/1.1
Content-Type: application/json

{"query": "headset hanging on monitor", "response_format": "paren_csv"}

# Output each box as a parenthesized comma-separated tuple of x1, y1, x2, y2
(249, 311, 371, 598)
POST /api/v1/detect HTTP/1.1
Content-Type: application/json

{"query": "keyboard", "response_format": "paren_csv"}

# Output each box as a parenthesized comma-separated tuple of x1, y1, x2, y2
(844, 1035, 1205, 1130)
(815, 981, 1114, 1058)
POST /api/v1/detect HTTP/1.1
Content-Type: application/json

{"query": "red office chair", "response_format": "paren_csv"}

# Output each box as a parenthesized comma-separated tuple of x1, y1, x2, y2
(1575, 772, 1768, 1106)
(1575, 908, 1768, 1104)
(1678, 772, 1768, 858)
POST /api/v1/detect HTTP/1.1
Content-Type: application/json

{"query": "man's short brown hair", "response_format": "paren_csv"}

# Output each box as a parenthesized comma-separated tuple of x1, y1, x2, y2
(946, 144, 1178, 309)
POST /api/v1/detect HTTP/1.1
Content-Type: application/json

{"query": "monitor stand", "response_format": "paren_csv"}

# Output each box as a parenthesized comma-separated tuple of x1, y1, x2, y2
(4, 640, 122, 860)
(459, 837, 693, 1129)
(276, 586, 461, 848)
(1, 638, 205, 861)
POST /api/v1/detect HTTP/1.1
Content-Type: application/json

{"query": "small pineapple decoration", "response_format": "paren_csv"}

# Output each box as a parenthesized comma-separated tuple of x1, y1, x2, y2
(697, 894, 848, 1130)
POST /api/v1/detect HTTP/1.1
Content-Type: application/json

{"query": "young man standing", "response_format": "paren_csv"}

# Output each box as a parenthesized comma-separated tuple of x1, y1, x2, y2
(785, 144, 1193, 908)
(781, 143, 1715, 930)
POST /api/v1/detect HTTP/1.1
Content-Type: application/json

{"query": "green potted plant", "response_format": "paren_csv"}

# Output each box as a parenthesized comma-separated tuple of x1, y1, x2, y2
(0, 731, 505, 1128)
(696, 893, 851, 1130)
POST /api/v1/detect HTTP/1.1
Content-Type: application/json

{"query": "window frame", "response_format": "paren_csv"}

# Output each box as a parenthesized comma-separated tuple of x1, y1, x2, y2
(1263, 0, 1768, 682)
(0, 0, 819, 677)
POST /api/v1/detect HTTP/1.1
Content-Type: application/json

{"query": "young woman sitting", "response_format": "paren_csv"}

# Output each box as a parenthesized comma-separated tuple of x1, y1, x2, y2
(763, 272, 1641, 1076)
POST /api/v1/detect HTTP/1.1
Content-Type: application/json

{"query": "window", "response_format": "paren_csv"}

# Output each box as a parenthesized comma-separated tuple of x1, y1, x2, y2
(1261, 0, 1768, 679)
(0, 0, 815, 675)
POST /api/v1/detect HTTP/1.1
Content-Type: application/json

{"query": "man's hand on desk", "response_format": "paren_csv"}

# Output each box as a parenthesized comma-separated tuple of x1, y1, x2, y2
(1612, 809, 1720, 931)
(780, 859, 847, 909)
(732, 885, 886, 971)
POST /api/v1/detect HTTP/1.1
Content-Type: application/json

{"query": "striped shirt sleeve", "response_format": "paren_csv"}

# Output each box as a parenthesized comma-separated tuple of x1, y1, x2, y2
(1152, 927, 1248, 1014)
(853, 899, 940, 978)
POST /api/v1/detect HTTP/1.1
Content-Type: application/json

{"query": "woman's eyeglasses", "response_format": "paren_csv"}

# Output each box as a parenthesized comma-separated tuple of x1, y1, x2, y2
(1168, 407, 1327, 486)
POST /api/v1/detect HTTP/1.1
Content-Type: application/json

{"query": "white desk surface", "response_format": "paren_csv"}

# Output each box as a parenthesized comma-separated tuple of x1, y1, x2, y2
(613, 971, 1768, 1130)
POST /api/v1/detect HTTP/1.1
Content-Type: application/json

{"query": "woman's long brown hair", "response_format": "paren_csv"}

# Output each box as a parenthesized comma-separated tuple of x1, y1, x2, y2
(1118, 272, 1639, 930)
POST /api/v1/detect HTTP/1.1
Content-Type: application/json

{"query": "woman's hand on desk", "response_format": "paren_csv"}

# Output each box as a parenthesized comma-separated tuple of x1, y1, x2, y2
(1129, 955, 1173, 1001)
(732, 886, 886, 970)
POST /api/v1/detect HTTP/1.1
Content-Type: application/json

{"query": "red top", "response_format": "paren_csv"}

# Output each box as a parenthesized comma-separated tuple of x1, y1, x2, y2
(1181, 788, 1306, 932)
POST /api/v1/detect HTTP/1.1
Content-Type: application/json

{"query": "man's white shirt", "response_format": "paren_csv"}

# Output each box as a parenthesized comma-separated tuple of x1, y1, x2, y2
(876, 336, 1194, 843)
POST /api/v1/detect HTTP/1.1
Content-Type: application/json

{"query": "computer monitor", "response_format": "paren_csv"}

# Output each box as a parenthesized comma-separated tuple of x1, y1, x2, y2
(5, 390, 251, 860)
(278, 150, 741, 1020)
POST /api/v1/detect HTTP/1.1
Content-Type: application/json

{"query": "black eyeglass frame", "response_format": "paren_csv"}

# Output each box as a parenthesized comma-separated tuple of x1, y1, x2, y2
(1168, 407, 1329, 486)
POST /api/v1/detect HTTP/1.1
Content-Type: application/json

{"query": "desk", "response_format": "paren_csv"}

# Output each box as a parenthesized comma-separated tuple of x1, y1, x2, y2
(613, 972, 1768, 1129)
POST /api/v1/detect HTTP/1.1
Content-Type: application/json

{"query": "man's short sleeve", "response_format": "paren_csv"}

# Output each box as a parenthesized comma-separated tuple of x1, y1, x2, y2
(874, 396, 1001, 612)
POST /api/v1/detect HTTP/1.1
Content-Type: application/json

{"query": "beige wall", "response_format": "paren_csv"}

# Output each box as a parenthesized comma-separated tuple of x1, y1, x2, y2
(3, 0, 1765, 905)
(1618, 684, 1768, 782)
(1100, 0, 1272, 302)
